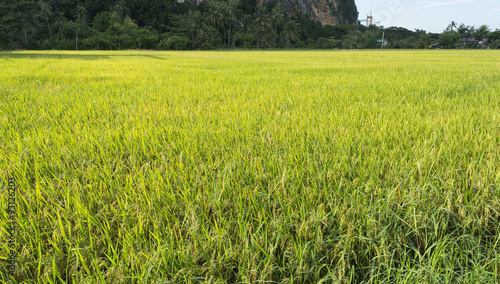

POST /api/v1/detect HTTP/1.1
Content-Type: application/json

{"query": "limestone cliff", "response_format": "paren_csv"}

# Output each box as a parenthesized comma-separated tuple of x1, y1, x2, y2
(190, 0, 358, 26)
(259, 0, 358, 26)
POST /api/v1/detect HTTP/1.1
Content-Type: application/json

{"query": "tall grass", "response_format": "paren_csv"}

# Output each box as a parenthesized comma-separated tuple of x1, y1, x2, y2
(1, 50, 500, 283)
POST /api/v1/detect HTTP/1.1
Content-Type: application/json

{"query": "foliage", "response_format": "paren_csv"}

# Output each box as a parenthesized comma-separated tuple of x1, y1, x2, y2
(0, 0, 496, 50)
(439, 30, 460, 49)
(334, 0, 358, 24)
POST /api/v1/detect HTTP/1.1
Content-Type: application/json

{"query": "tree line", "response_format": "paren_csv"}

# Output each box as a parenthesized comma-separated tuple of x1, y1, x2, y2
(1, 0, 499, 50)
(438, 22, 500, 49)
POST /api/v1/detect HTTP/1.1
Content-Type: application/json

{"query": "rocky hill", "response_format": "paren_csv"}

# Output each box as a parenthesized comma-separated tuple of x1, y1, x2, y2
(259, 0, 358, 25)
(190, 0, 358, 26)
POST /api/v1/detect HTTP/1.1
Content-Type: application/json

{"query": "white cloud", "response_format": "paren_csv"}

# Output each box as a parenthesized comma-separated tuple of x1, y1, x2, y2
(407, 0, 476, 11)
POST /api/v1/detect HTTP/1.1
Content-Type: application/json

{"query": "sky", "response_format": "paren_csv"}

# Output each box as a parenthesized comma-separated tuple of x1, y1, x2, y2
(355, 0, 500, 33)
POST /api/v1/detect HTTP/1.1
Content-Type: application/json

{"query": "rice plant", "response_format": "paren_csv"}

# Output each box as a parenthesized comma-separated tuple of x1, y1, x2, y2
(1, 50, 500, 283)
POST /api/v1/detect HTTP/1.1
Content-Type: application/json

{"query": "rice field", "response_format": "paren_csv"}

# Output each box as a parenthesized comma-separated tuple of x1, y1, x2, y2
(1, 50, 500, 283)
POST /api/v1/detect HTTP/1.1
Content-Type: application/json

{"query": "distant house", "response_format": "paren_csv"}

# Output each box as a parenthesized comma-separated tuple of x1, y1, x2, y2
(461, 38, 478, 45)
(461, 38, 488, 46)
(429, 42, 439, 49)
(376, 39, 389, 46)
(479, 38, 488, 45)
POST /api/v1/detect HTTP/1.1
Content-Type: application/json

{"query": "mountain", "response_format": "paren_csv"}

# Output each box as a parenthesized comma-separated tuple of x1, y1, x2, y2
(258, 0, 357, 25)
(189, 0, 358, 26)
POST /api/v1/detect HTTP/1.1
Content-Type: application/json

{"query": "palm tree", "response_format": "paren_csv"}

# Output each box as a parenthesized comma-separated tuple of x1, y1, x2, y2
(226, 0, 238, 49)
(187, 10, 207, 47)
(39, 1, 53, 38)
(491, 39, 500, 49)
(475, 25, 490, 41)
(206, 2, 223, 29)
(457, 23, 473, 38)
(253, 5, 269, 48)
(206, 1, 225, 45)
(269, 3, 284, 46)
(70, 5, 88, 50)
(111, 0, 129, 19)
(238, 14, 253, 49)
(54, 12, 66, 41)
(74, 5, 88, 26)
(447, 21, 457, 31)
(281, 20, 299, 49)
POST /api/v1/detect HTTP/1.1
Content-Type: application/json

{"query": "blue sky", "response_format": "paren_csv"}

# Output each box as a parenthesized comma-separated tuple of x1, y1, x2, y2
(355, 0, 500, 33)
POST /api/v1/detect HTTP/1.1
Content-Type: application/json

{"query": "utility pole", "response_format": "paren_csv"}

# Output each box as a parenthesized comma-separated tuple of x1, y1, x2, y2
(381, 31, 385, 50)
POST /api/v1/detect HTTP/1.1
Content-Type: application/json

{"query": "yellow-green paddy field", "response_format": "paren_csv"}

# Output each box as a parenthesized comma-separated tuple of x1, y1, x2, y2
(1, 50, 500, 283)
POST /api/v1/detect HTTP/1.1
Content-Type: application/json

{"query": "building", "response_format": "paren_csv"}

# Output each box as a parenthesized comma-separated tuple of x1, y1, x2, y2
(461, 38, 488, 46)
(376, 39, 389, 46)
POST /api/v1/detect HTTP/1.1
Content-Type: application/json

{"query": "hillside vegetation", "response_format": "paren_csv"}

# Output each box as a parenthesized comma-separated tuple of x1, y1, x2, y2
(2, 0, 500, 50)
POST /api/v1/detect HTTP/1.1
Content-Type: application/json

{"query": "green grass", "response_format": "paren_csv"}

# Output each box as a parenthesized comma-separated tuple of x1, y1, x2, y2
(1, 50, 500, 283)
